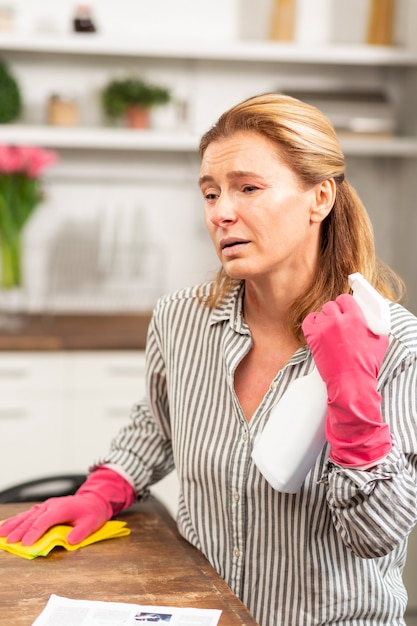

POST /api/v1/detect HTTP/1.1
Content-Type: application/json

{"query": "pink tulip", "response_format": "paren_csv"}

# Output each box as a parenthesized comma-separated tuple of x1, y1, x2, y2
(0, 145, 25, 173)
(0, 145, 58, 177)
(20, 146, 58, 177)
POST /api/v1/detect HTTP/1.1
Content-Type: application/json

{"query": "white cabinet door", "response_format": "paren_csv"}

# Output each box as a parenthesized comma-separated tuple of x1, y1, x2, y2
(63, 351, 146, 472)
(0, 349, 179, 515)
(0, 392, 67, 489)
(0, 351, 145, 489)
(0, 353, 68, 490)
(0, 352, 66, 393)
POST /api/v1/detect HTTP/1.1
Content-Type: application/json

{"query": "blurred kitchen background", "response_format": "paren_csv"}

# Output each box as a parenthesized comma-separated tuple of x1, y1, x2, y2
(0, 0, 417, 620)
(0, 0, 416, 315)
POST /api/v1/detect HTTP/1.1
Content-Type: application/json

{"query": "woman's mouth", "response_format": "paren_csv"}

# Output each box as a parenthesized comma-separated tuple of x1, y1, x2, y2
(220, 238, 249, 256)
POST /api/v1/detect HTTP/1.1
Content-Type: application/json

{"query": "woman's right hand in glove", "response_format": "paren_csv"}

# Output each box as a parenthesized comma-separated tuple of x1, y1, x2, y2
(0, 466, 136, 546)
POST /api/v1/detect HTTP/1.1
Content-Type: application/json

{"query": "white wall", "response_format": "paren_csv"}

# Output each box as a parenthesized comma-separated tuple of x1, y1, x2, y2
(7, 0, 417, 46)
(7, 0, 239, 42)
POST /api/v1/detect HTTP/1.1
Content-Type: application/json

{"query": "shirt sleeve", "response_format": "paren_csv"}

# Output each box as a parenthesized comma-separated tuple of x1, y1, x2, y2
(323, 351, 417, 559)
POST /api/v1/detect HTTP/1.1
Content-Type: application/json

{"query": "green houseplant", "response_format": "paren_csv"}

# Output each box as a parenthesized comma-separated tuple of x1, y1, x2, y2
(101, 77, 171, 129)
(0, 61, 22, 124)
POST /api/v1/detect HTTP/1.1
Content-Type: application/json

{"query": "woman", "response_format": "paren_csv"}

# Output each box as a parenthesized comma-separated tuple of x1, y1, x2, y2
(1, 94, 417, 626)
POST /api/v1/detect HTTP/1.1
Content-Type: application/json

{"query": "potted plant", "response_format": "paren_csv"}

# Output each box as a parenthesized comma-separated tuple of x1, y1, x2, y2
(101, 77, 171, 129)
(0, 61, 22, 124)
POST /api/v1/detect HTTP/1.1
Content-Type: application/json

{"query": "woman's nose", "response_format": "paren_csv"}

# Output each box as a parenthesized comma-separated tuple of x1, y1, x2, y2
(208, 194, 237, 226)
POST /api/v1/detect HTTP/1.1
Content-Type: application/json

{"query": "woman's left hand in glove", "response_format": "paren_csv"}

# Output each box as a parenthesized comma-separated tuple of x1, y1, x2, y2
(302, 294, 391, 468)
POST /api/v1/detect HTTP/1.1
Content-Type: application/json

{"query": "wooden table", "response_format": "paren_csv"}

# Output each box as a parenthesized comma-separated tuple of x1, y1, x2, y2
(0, 498, 259, 626)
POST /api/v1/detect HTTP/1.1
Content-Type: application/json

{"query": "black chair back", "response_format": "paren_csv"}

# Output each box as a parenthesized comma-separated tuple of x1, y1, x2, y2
(0, 474, 87, 503)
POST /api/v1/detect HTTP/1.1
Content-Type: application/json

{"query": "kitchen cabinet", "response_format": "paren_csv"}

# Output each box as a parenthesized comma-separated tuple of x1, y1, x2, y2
(0, 34, 417, 311)
(0, 350, 179, 517)
(0, 351, 146, 485)
(0, 353, 67, 484)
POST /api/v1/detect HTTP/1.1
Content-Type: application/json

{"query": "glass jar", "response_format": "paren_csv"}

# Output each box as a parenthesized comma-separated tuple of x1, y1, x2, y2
(47, 94, 79, 127)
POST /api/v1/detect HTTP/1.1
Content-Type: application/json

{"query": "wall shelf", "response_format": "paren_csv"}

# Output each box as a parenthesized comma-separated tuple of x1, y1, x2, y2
(0, 124, 200, 152)
(340, 135, 417, 157)
(1, 33, 417, 66)
(1, 124, 417, 158)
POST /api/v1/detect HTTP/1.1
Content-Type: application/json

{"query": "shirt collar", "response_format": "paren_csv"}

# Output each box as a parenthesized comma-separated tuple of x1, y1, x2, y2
(209, 281, 248, 335)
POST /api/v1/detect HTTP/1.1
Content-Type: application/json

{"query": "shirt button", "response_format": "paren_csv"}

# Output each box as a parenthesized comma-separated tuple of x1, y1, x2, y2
(234, 549, 241, 558)
(242, 432, 248, 443)
(234, 492, 240, 502)
(270, 381, 276, 390)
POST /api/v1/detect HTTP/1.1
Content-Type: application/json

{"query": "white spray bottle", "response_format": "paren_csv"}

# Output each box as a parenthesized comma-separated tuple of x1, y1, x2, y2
(251, 272, 391, 493)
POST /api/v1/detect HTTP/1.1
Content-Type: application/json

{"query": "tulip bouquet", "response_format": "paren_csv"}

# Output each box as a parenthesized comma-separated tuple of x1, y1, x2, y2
(0, 145, 58, 288)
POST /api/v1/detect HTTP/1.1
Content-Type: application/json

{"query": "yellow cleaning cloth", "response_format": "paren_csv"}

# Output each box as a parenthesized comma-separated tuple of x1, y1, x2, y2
(0, 520, 130, 560)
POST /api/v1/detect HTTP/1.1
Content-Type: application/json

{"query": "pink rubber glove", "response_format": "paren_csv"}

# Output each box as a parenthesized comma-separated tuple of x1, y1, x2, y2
(0, 466, 136, 546)
(302, 293, 392, 468)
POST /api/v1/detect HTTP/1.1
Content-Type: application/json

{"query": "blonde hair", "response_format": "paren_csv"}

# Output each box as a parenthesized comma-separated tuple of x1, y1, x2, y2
(198, 93, 405, 342)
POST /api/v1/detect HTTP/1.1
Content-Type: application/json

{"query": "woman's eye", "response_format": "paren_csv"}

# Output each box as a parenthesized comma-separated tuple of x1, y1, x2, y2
(203, 191, 218, 200)
(242, 185, 258, 193)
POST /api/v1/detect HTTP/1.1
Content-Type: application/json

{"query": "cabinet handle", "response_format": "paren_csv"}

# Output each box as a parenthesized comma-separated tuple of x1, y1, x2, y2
(105, 406, 132, 418)
(0, 408, 28, 419)
(0, 368, 29, 379)
(106, 366, 145, 377)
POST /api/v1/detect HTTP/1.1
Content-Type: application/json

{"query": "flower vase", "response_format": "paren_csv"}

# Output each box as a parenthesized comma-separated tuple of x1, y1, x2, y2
(0, 233, 26, 331)
(0, 144, 58, 331)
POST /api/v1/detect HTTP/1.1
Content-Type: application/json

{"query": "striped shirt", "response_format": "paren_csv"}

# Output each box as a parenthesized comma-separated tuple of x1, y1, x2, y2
(100, 281, 417, 626)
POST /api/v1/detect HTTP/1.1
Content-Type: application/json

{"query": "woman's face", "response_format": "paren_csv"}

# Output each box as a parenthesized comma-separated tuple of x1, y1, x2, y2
(199, 131, 331, 286)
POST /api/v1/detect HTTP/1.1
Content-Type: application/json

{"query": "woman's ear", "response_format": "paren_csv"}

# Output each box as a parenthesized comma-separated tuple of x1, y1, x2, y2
(310, 179, 336, 223)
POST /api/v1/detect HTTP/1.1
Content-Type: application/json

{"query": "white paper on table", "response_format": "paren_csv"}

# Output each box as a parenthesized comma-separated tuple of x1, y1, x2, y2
(32, 594, 222, 626)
